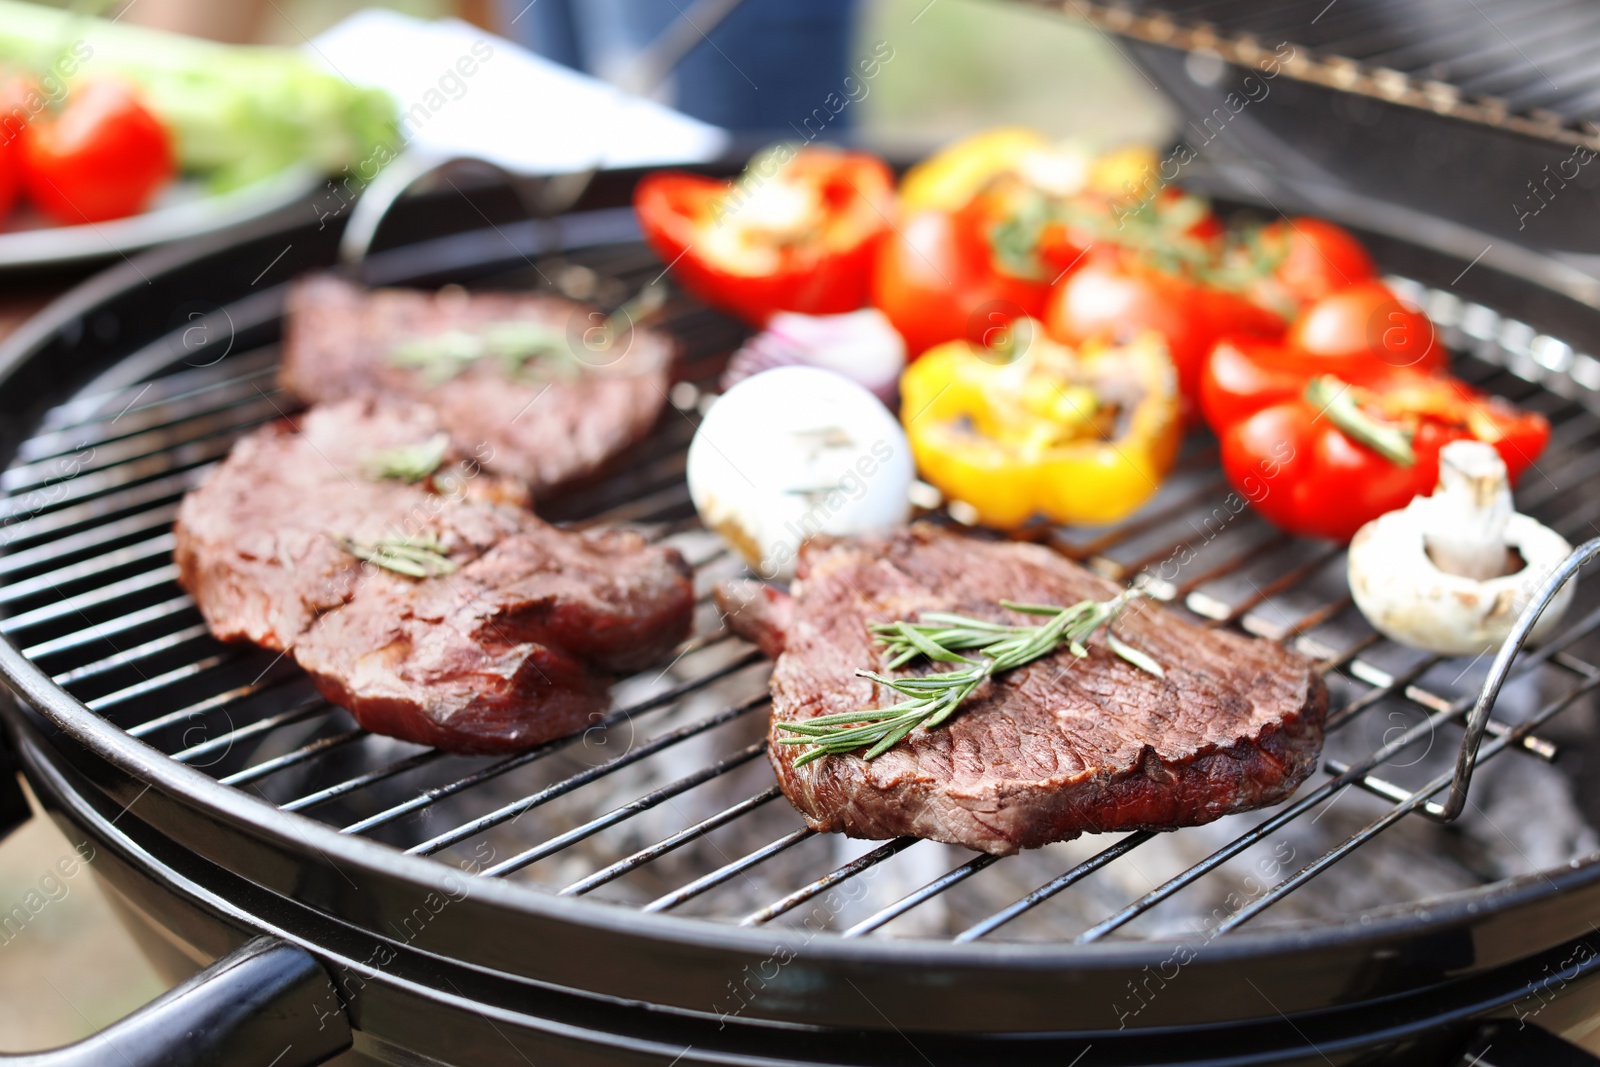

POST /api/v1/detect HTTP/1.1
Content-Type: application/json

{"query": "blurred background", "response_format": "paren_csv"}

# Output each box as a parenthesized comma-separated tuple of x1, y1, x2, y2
(0, 0, 1173, 1050)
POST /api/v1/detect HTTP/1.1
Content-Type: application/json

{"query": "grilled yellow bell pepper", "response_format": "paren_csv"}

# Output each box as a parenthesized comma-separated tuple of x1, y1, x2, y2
(901, 322, 1181, 528)
(898, 127, 1162, 213)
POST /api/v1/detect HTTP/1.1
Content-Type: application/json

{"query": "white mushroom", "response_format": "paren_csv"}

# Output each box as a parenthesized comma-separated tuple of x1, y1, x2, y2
(1347, 440, 1574, 657)
(687, 366, 914, 581)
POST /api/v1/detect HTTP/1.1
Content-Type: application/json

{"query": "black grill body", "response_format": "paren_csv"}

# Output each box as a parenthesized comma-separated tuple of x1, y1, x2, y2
(3, 168, 1600, 1066)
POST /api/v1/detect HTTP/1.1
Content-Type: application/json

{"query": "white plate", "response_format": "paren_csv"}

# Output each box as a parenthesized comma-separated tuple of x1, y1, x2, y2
(0, 164, 323, 269)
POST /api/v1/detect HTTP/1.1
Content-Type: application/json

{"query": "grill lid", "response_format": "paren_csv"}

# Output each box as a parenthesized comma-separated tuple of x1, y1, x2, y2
(1019, 0, 1600, 257)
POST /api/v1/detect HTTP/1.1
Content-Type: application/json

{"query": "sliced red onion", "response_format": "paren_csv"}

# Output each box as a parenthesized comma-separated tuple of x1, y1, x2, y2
(720, 309, 906, 407)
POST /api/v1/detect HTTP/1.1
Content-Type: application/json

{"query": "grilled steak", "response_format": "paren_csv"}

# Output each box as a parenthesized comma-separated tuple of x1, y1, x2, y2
(175, 398, 694, 753)
(717, 525, 1326, 854)
(280, 275, 672, 495)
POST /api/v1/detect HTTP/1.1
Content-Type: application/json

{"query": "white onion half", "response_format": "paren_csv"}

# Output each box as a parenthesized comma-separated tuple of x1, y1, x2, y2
(688, 366, 914, 580)
(719, 308, 906, 407)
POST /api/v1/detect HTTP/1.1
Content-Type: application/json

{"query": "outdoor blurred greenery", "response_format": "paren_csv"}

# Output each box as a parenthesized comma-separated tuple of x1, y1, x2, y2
(855, 0, 1173, 154)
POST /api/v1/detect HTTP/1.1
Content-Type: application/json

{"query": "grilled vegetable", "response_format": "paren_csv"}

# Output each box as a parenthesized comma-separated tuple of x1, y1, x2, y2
(1348, 440, 1574, 655)
(872, 203, 1055, 359)
(1220, 372, 1550, 543)
(1047, 249, 1285, 418)
(899, 321, 1181, 529)
(895, 126, 1155, 213)
(719, 308, 906, 407)
(634, 145, 895, 326)
(1241, 217, 1377, 313)
(1201, 288, 1449, 432)
(687, 366, 914, 580)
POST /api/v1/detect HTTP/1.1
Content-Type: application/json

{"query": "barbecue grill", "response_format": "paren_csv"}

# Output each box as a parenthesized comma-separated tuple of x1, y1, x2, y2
(8, 8, 1600, 1066)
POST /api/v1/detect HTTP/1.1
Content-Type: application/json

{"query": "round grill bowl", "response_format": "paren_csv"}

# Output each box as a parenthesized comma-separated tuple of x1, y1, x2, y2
(4, 167, 1600, 1066)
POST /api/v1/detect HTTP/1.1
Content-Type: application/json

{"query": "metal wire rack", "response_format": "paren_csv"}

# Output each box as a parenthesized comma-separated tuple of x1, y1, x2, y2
(4, 237, 1598, 948)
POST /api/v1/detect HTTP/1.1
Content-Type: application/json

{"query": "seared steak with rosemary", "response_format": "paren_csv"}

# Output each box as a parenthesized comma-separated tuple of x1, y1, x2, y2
(280, 275, 672, 495)
(175, 398, 694, 753)
(716, 525, 1326, 855)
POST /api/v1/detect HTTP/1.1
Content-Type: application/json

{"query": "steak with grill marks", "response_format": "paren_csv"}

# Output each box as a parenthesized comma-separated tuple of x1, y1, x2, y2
(280, 275, 672, 496)
(174, 397, 694, 754)
(716, 525, 1326, 855)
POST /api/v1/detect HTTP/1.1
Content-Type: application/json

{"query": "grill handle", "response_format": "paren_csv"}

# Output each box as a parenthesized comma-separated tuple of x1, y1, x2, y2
(1436, 536, 1600, 823)
(336, 152, 592, 268)
(0, 724, 30, 842)
(0, 937, 350, 1067)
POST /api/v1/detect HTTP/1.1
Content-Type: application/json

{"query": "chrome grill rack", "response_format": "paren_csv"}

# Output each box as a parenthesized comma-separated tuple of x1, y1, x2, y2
(3, 222, 1598, 957)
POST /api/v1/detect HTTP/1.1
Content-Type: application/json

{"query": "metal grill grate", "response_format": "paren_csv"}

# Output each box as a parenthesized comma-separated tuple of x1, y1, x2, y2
(5, 241, 1600, 946)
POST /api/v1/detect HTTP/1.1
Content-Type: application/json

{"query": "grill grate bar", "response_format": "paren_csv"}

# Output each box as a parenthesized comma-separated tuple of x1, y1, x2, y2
(954, 832, 1157, 942)
(840, 854, 1000, 939)
(3, 399, 279, 495)
(0, 436, 236, 523)
(739, 838, 918, 927)
(0, 563, 180, 635)
(17, 364, 281, 467)
(0, 466, 211, 553)
(1188, 546, 1343, 624)
(84, 650, 242, 713)
(172, 697, 331, 763)
(219, 728, 366, 787)
(480, 741, 769, 879)
(0, 533, 175, 607)
(33, 348, 281, 438)
(1165, 531, 1292, 603)
(1329, 759, 1447, 819)
(1220, 674, 1600, 933)
(127, 672, 304, 741)
(1324, 655, 1447, 730)
(322, 649, 764, 830)
(642, 827, 816, 914)
(281, 749, 441, 813)
(403, 694, 771, 854)
(23, 595, 197, 661)
(53, 623, 211, 687)
(0, 503, 178, 582)
(560, 787, 784, 897)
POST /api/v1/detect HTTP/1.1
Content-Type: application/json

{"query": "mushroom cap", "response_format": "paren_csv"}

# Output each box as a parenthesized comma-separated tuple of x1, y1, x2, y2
(1347, 499, 1575, 657)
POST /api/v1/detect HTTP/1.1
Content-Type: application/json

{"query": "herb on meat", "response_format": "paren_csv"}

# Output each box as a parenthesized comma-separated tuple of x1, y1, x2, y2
(777, 588, 1161, 766)
(386, 286, 667, 385)
(390, 321, 584, 384)
(361, 433, 450, 483)
(338, 533, 457, 578)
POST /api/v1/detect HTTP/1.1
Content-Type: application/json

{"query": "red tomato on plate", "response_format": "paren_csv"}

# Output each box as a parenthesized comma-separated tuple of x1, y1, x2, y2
(22, 80, 174, 225)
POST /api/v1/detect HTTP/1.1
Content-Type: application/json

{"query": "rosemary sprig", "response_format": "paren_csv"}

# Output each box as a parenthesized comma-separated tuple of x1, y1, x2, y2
(386, 285, 667, 385)
(389, 321, 583, 384)
(361, 433, 450, 483)
(778, 589, 1162, 767)
(338, 533, 457, 578)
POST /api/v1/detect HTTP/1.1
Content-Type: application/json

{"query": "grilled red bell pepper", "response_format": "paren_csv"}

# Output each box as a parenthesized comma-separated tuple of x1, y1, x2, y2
(1242, 217, 1376, 314)
(1202, 281, 1449, 431)
(1220, 371, 1549, 542)
(633, 146, 895, 326)
(1046, 247, 1285, 419)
